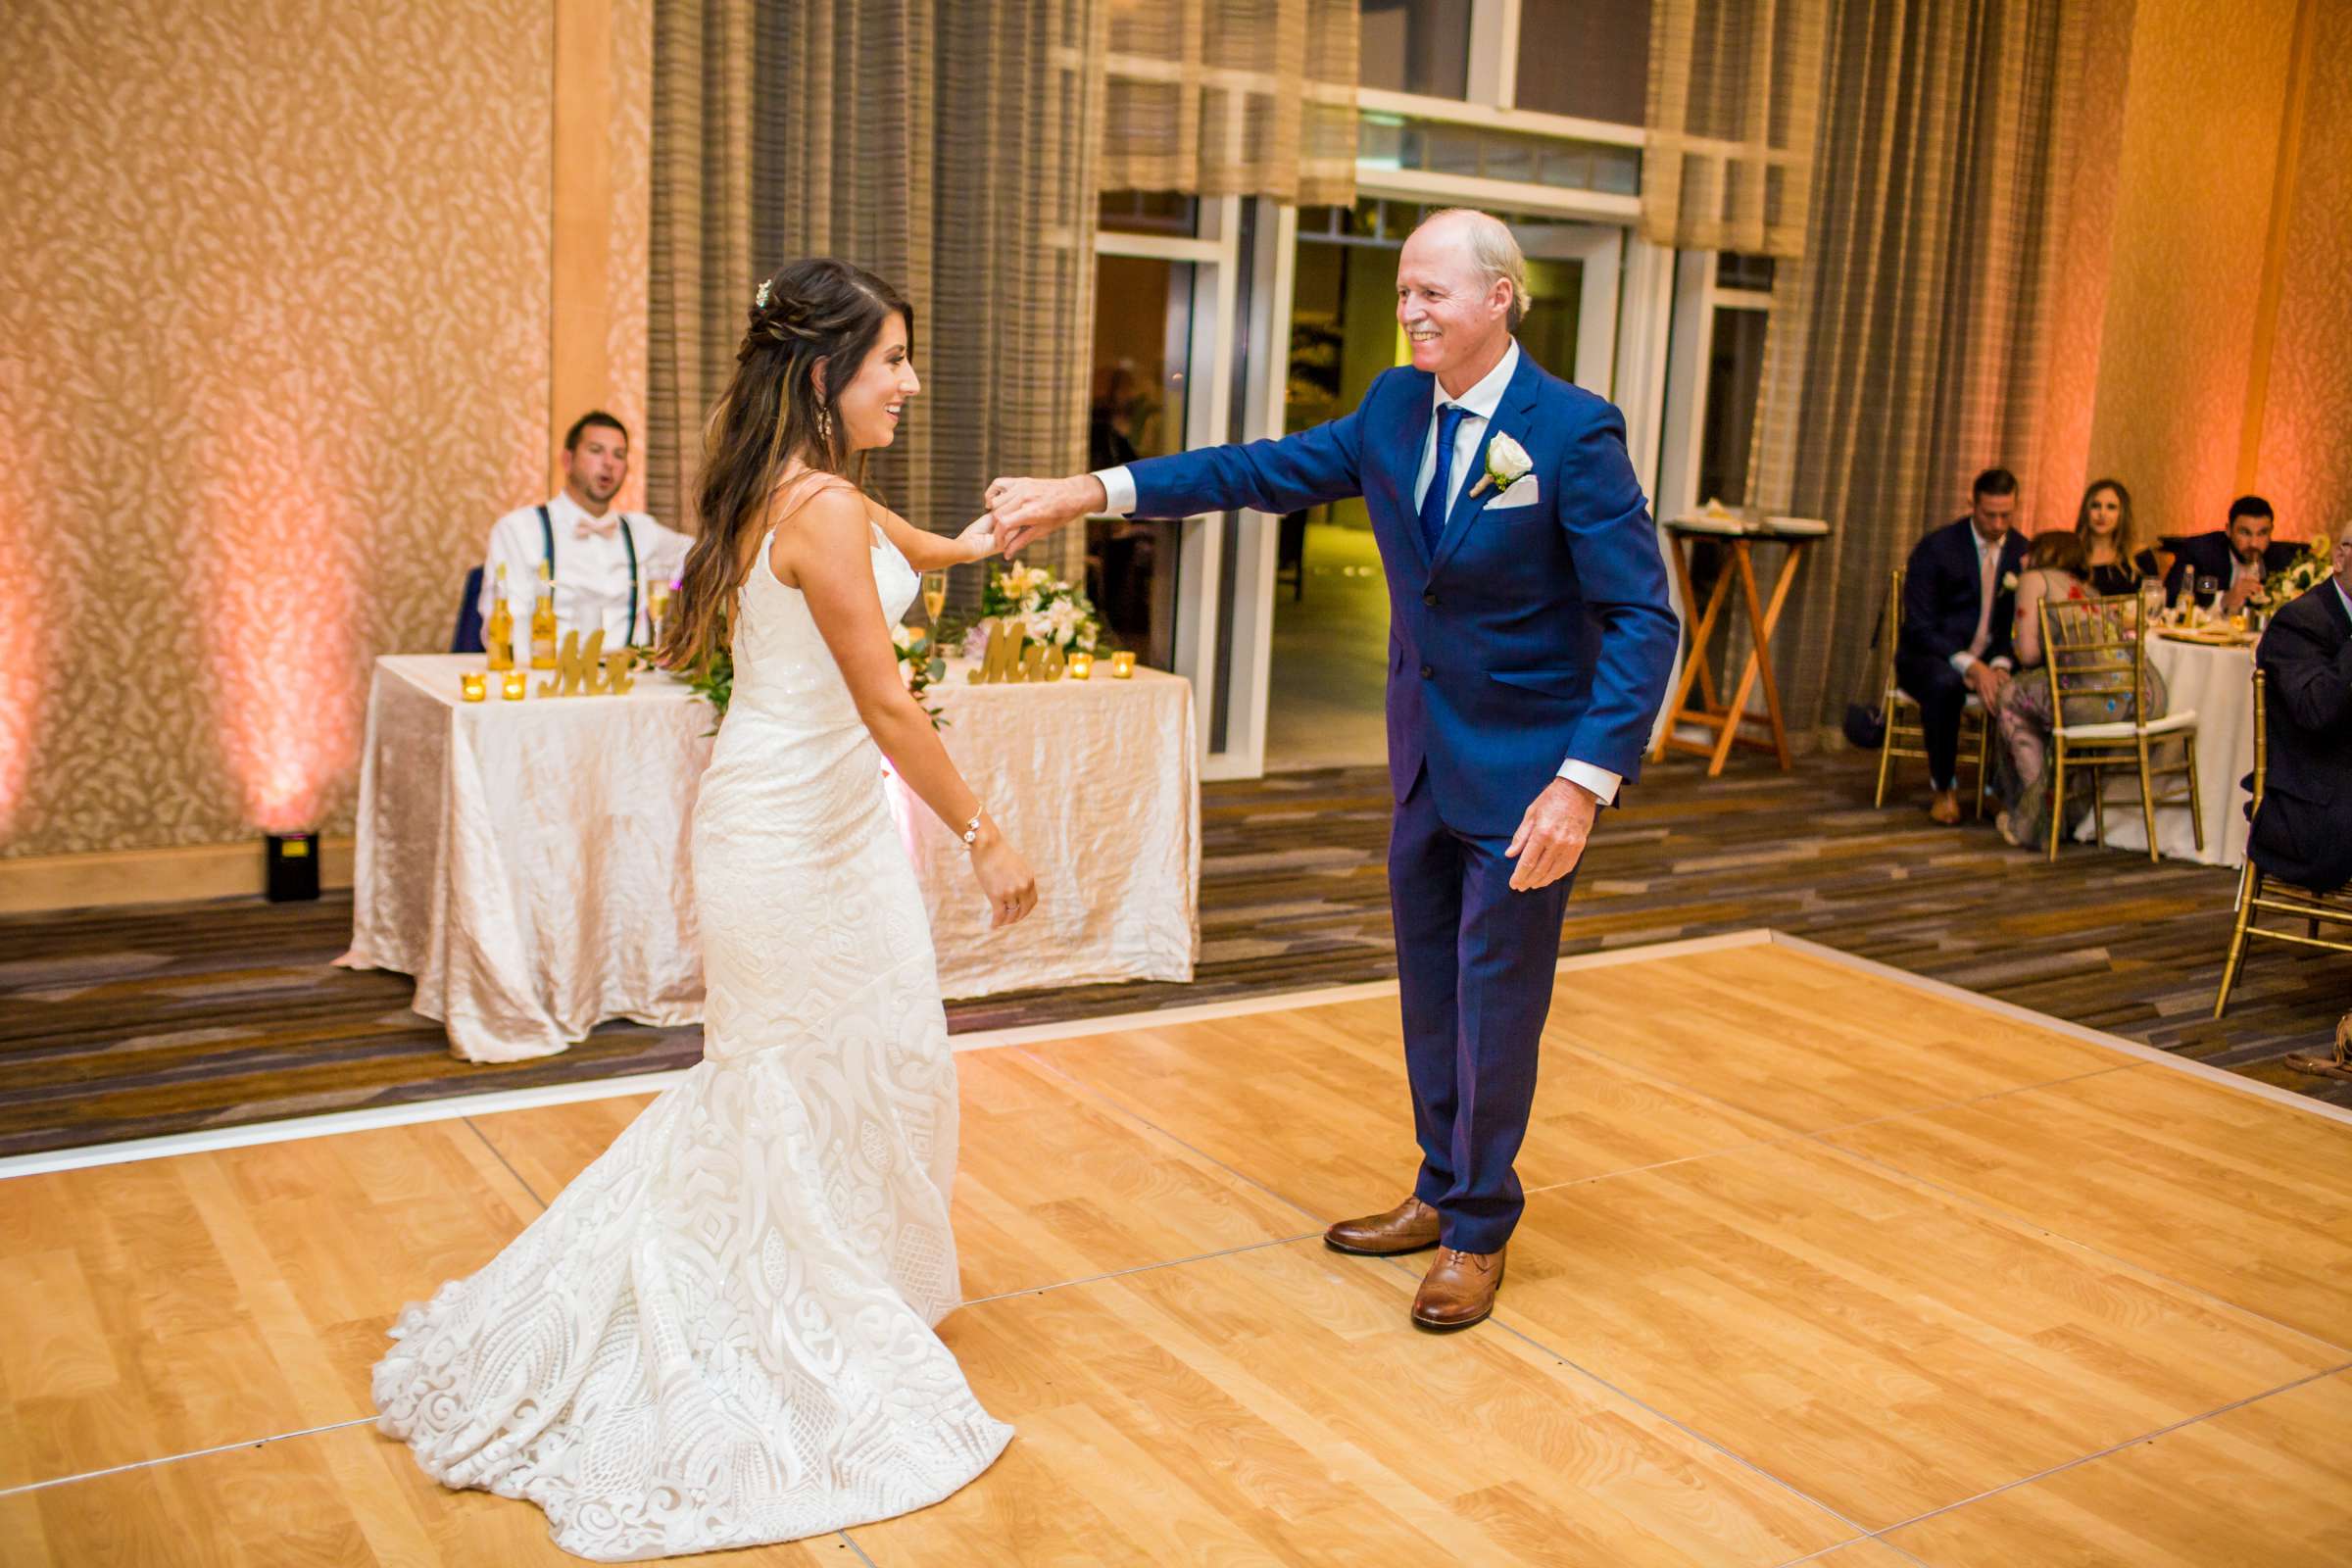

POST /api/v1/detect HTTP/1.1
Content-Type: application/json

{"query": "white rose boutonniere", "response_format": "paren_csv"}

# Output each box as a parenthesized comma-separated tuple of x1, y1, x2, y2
(1468, 432, 1534, 498)
(2001, 570, 2020, 593)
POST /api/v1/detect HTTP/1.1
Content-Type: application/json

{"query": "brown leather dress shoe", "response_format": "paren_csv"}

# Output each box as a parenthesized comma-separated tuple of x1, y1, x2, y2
(1323, 1196, 1442, 1256)
(1411, 1247, 1505, 1331)
(1929, 789, 1962, 824)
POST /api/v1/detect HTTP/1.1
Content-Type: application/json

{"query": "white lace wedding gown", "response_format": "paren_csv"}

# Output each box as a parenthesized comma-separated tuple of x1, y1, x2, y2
(373, 474, 1012, 1560)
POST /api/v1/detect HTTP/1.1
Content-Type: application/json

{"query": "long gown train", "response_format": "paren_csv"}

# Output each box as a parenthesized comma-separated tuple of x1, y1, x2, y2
(372, 474, 1010, 1560)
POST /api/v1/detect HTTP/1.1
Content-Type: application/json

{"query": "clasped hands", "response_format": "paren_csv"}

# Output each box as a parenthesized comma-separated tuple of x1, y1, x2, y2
(963, 474, 1106, 561)
(1963, 659, 2011, 706)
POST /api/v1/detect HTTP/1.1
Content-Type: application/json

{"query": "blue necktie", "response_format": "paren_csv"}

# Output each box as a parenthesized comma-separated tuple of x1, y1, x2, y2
(1421, 403, 1469, 557)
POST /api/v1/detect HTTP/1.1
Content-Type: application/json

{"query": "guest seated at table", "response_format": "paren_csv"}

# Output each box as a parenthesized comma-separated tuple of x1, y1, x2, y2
(1990, 529, 2168, 848)
(2247, 531, 2352, 892)
(481, 412, 691, 666)
(1898, 467, 2032, 824)
(2162, 495, 2300, 612)
(2074, 477, 2147, 597)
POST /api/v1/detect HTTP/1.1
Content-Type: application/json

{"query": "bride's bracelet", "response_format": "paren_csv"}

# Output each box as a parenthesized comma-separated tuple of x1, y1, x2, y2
(960, 811, 983, 850)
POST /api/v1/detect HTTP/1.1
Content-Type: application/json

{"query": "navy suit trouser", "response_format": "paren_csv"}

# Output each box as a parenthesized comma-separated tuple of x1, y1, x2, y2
(1388, 770, 1578, 1255)
(1896, 652, 1969, 790)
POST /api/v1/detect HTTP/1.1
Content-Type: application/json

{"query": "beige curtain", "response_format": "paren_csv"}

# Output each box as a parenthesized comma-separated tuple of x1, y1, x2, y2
(650, 0, 1100, 582)
(647, 0, 754, 539)
(1100, 0, 1358, 206)
(1642, 0, 1827, 258)
(1746, 0, 2093, 741)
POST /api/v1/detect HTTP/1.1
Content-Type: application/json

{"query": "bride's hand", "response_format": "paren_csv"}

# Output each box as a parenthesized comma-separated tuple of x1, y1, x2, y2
(954, 513, 1001, 563)
(969, 828, 1038, 929)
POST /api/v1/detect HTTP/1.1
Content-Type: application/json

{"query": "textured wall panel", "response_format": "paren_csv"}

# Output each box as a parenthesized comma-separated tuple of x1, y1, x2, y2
(2254, 0, 2352, 545)
(0, 0, 553, 855)
(2087, 0, 2299, 539)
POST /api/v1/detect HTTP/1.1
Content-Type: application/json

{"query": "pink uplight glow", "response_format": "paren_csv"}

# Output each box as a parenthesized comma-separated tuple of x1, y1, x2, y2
(197, 393, 361, 834)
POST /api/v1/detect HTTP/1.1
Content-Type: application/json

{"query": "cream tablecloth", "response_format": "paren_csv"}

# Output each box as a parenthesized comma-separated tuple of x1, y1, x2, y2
(338, 655, 715, 1061)
(2078, 635, 2253, 867)
(892, 662, 1199, 1000)
(341, 654, 1200, 1061)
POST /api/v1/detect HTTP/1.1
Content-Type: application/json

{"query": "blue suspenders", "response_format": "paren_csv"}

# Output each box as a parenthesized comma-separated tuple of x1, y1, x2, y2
(537, 505, 643, 645)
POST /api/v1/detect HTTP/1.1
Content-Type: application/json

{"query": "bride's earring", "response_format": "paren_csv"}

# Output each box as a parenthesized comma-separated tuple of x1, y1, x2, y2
(817, 404, 835, 449)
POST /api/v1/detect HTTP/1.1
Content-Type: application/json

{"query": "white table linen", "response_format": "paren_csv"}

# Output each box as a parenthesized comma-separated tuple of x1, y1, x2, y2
(341, 654, 1200, 1061)
(338, 655, 715, 1062)
(889, 662, 1200, 1000)
(2078, 636, 2252, 866)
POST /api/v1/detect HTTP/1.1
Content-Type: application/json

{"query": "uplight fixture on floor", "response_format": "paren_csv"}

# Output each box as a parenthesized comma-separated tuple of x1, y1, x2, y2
(266, 831, 321, 902)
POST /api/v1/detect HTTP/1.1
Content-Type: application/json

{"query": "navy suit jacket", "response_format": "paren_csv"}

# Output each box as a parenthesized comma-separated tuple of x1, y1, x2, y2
(2249, 580, 2352, 892)
(2162, 532, 2304, 602)
(1899, 518, 2030, 670)
(1125, 350, 1679, 836)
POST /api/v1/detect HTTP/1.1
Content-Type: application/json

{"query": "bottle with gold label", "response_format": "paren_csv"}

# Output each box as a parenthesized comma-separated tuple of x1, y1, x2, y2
(484, 563, 514, 671)
(530, 561, 559, 670)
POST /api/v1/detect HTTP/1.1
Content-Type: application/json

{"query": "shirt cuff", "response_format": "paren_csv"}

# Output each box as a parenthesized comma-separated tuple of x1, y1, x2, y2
(1989, 656, 2013, 672)
(1950, 650, 1979, 674)
(1093, 466, 1137, 516)
(1556, 759, 1621, 805)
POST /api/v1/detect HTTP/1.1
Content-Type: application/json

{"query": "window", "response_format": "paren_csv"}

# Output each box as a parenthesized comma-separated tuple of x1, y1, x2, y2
(1696, 306, 1768, 506)
(1099, 191, 1200, 238)
(1359, 0, 1473, 100)
(1358, 111, 1641, 196)
(1513, 0, 1651, 125)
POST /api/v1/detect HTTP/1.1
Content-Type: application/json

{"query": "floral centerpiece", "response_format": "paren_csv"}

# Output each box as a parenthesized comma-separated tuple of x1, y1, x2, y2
(684, 621, 948, 731)
(2254, 532, 2337, 607)
(966, 563, 1102, 658)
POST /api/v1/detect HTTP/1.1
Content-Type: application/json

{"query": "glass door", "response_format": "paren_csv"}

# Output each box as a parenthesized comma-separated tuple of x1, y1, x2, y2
(1245, 198, 1625, 774)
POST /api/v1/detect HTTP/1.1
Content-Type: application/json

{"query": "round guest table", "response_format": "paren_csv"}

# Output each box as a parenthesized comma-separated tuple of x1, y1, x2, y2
(339, 654, 1199, 1061)
(2076, 633, 2253, 867)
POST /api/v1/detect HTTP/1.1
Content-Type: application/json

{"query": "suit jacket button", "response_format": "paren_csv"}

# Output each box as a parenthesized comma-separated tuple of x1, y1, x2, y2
(1422, 591, 1438, 606)
(1419, 663, 1433, 679)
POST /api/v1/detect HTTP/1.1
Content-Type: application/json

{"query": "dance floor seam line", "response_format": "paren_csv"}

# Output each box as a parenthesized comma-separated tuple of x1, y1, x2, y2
(1863, 1358, 2352, 1544)
(1009, 1045, 1331, 1229)
(0, 1414, 379, 1499)
(1355, 1248, 1886, 1551)
(833, 1529, 880, 1566)
(465, 1114, 548, 1210)
(1815, 1133, 2352, 1360)
(961, 1230, 1325, 1308)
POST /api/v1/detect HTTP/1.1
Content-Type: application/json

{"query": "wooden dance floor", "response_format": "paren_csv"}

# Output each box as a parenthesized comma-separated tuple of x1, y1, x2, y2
(4, 933, 2349, 1565)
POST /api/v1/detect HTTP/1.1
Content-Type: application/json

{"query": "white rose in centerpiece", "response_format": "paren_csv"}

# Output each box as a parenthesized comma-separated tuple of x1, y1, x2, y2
(1471, 432, 1534, 497)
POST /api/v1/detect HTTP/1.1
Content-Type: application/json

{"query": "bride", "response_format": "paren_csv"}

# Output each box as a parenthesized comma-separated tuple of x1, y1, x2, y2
(373, 258, 1031, 1560)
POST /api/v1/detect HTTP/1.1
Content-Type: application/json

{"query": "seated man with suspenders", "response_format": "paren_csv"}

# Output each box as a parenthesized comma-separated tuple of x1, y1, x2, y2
(479, 411, 690, 668)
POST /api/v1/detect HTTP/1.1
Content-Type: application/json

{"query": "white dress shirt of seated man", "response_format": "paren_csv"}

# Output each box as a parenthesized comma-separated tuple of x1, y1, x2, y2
(480, 412, 691, 670)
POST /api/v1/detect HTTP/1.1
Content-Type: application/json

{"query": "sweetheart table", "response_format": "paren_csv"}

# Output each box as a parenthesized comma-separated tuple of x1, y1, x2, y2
(340, 654, 1199, 1061)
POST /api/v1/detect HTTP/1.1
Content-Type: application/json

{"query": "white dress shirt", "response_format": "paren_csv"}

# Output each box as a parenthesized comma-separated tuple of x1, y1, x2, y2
(479, 492, 691, 669)
(1948, 525, 2016, 676)
(1096, 338, 1619, 805)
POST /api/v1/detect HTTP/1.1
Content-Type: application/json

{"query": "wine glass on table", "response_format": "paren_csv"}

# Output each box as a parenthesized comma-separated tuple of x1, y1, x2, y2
(921, 569, 948, 626)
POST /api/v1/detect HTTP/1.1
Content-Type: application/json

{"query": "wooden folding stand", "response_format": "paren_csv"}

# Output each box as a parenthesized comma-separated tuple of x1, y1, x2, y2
(1649, 516, 1825, 776)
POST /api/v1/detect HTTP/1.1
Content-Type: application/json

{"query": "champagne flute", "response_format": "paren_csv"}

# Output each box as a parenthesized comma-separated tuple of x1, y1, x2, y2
(921, 569, 948, 626)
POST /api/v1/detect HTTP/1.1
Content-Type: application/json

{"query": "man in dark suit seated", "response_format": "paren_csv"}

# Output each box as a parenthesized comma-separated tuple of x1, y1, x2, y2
(1897, 467, 2032, 824)
(2162, 495, 2303, 611)
(2248, 531, 2352, 893)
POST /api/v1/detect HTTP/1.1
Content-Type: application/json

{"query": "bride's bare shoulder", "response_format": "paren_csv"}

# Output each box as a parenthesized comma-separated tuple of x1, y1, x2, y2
(762, 470, 869, 583)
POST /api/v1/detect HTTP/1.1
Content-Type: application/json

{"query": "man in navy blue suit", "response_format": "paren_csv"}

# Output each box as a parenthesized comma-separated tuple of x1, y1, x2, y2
(2161, 495, 2302, 611)
(986, 209, 1678, 1330)
(1896, 469, 2032, 824)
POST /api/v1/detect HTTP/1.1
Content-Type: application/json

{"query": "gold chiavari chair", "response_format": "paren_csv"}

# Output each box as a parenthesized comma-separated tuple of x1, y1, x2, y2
(2038, 591, 2201, 861)
(1873, 566, 1990, 814)
(2214, 668, 2352, 1017)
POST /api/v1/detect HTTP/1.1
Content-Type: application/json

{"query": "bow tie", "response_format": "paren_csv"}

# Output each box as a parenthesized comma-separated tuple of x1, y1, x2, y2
(574, 513, 620, 541)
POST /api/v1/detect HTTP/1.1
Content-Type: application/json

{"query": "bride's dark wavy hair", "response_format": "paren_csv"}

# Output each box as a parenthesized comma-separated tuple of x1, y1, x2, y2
(660, 258, 913, 676)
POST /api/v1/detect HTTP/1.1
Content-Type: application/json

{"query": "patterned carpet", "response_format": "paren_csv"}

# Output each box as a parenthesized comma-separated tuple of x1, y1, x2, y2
(3, 751, 2346, 1159)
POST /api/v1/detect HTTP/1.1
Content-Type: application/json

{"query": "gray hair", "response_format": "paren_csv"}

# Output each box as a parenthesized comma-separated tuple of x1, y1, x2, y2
(1417, 208, 1532, 331)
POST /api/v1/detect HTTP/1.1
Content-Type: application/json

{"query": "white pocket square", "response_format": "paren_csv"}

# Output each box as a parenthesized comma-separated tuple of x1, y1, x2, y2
(1488, 475, 1541, 510)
